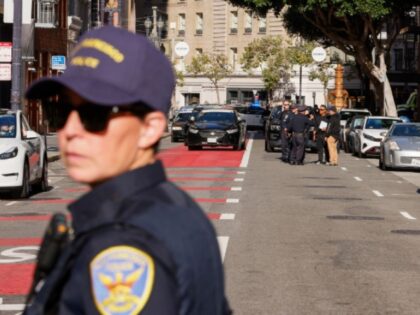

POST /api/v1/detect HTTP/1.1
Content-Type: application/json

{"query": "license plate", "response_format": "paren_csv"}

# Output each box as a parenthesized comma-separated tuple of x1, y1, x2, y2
(411, 159, 420, 166)
(207, 137, 218, 143)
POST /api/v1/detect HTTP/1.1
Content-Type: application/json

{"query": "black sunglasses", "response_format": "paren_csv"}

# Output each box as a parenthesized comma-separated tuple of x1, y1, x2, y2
(43, 102, 153, 133)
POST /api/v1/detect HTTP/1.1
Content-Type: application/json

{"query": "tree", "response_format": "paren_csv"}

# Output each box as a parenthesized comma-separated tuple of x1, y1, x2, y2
(226, 0, 419, 116)
(309, 63, 335, 105)
(241, 36, 290, 100)
(187, 53, 233, 105)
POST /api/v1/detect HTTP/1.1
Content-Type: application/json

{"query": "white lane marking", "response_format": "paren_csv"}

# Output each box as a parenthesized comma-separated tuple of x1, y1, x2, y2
(240, 134, 254, 168)
(400, 211, 416, 220)
(6, 201, 17, 206)
(231, 187, 242, 191)
(341, 167, 347, 171)
(217, 236, 229, 263)
(234, 178, 244, 182)
(0, 304, 25, 311)
(355, 158, 360, 161)
(354, 176, 363, 182)
(0, 246, 39, 263)
(226, 198, 239, 203)
(367, 165, 372, 168)
(220, 213, 235, 220)
(372, 190, 384, 197)
(53, 186, 60, 190)
(237, 171, 246, 175)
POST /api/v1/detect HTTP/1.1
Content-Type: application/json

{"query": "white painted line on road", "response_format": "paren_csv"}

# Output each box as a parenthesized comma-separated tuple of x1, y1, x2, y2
(341, 167, 347, 171)
(372, 190, 384, 197)
(240, 134, 254, 168)
(354, 176, 363, 182)
(0, 304, 25, 311)
(355, 158, 360, 161)
(237, 171, 246, 175)
(234, 178, 244, 182)
(367, 165, 372, 168)
(400, 211, 416, 220)
(220, 213, 235, 220)
(53, 186, 60, 190)
(231, 187, 242, 191)
(226, 198, 239, 203)
(217, 236, 229, 263)
(5, 201, 17, 206)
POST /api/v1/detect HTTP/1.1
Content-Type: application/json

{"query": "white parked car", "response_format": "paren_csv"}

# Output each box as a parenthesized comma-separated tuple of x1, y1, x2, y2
(353, 116, 402, 158)
(0, 109, 48, 198)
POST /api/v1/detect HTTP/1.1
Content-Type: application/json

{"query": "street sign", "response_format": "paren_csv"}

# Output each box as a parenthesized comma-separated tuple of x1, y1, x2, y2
(51, 55, 66, 70)
(0, 42, 12, 62)
(0, 64, 12, 81)
(312, 47, 327, 62)
(174, 42, 190, 57)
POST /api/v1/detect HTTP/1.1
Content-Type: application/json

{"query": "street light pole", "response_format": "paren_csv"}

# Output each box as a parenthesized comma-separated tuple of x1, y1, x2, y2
(11, 0, 22, 110)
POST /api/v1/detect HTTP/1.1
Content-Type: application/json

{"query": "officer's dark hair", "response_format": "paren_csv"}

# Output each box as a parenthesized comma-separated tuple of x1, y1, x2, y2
(129, 102, 162, 154)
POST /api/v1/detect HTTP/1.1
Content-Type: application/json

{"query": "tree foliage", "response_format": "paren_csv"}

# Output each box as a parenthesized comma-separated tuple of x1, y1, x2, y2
(187, 53, 233, 104)
(241, 36, 291, 98)
(226, 0, 419, 116)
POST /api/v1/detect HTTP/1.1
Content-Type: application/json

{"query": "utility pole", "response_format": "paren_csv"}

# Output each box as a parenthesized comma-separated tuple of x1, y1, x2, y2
(11, 0, 22, 110)
(151, 6, 158, 47)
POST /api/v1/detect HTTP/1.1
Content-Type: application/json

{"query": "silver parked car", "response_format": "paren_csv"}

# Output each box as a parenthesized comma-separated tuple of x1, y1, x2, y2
(379, 123, 420, 170)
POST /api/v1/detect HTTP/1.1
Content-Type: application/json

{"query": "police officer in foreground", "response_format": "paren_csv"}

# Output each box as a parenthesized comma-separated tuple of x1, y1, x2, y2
(288, 106, 314, 165)
(23, 26, 231, 315)
(279, 100, 293, 163)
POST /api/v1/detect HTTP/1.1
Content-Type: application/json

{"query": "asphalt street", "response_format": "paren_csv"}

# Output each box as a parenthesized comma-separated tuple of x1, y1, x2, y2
(0, 131, 420, 314)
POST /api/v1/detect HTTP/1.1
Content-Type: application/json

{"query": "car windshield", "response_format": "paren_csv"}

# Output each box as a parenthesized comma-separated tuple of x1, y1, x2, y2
(390, 125, 420, 137)
(0, 114, 17, 138)
(340, 111, 370, 122)
(174, 112, 195, 122)
(365, 118, 400, 130)
(196, 112, 235, 123)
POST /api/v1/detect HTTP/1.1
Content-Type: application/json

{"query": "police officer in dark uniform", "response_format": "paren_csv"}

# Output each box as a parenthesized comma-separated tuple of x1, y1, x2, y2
(279, 100, 293, 162)
(23, 26, 231, 315)
(288, 106, 314, 165)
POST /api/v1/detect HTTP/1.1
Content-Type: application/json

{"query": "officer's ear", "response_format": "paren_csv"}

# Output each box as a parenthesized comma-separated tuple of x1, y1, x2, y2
(137, 111, 166, 150)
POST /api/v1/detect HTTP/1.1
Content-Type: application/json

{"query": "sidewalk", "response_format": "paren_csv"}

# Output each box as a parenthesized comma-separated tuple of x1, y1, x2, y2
(46, 132, 170, 163)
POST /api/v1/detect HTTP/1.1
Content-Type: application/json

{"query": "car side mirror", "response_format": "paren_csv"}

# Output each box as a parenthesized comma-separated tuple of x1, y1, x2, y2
(25, 130, 38, 139)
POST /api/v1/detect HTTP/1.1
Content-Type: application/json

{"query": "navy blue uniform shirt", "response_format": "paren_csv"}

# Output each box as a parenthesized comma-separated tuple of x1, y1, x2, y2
(24, 161, 228, 315)
(288, 114, 314, 133)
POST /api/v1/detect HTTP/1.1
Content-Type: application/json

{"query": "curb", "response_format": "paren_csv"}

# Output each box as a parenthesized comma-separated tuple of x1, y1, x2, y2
(47, 133, 171, 163)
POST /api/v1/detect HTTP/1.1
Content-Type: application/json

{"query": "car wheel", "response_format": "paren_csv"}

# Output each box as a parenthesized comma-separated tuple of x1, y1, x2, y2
(16, 161, 30, 199)
(358, 146, 366, 158)
(34, 156, 48, 192)
(265, 140, 273, 152)
(379, 154, 389, 171)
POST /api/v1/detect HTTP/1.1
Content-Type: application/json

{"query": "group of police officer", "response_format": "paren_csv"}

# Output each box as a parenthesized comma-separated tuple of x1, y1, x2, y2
(277, 100, 340, 166)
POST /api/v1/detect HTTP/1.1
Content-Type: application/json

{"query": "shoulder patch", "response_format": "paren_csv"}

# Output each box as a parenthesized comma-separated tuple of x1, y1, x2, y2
(90, 246, 155, 315)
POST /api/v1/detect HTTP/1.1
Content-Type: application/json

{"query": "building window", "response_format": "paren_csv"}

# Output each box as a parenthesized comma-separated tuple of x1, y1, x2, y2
(178, 13, 186, 36)
(230, 11, 238, 34)
(230, 48, 238, 70)
(244, 11, 252, 34)
(36, 0, 57, 27)
(196, 48, 203, 55)
(196, 13, 203, 35)
(258, 15, 266, 33)
(394, 48, 403, 71)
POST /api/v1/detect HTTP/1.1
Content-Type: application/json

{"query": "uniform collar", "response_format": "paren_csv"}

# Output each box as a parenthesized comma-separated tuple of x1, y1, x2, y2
(68, 160, 167, 235)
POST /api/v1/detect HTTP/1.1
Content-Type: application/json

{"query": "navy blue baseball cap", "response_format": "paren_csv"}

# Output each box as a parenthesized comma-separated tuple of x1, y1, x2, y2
(26, 26, 175, 114)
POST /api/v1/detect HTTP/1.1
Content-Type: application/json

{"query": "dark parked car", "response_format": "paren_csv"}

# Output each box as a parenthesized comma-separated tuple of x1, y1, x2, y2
(170, 108, 197, 142)
(265, 106, 283, 152)
(186, 109, 247, 150)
